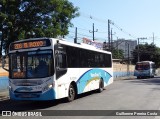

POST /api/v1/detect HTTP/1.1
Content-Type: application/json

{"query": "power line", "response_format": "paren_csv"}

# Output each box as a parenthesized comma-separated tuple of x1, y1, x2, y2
(110, 20, 137, 39)
(80, 12, 107, 24)
(68, 30, 107, 42)
(70, 12, 140, 44)
(80, 12, 137, 39)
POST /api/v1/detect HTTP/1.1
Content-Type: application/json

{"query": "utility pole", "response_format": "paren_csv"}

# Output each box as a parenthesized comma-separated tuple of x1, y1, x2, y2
(111, 28, 116, 52)
(74, 27, 77, 43)
(117, 37, 119, 58)
(108, 19, 111, 51)
(127, 43, 130, 76)
(153, 32, 154, 44)
(137, 37, 147, 62)
(138, 38, 140, 62)
(89, 23, 98, 41)
(111, 28, 113, 51)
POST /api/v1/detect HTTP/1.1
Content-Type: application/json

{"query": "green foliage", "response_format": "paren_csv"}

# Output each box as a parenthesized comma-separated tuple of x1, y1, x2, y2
(112, 48, 124, 59)
(0, 0, 79, 54)
(132, 43, 160, 66)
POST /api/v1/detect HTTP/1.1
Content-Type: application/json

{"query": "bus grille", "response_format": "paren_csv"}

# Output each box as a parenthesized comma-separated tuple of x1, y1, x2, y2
(14, 91, 42, 98)
(13, 80, 43, 86)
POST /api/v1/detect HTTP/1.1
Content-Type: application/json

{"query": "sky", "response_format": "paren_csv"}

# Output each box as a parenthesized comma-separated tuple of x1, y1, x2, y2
(66, 0, 160, 47)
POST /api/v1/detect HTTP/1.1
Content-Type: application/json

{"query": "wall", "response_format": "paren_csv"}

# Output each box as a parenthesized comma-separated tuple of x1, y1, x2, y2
(0, 67, 9, 90)
(0, 63, 135, 91)
(113, 63, 135, 78)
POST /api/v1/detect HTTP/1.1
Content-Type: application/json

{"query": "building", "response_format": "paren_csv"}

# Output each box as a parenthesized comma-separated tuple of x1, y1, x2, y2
(112, 39, 137, 59)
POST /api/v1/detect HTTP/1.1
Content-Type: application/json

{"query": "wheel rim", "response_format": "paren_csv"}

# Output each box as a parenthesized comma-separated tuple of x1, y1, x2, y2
(69, 86, 75, 100)
(99, 80, 103, 91)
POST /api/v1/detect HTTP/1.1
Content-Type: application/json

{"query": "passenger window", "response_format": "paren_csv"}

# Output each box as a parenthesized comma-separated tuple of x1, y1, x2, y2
(56, 52, 67, 69)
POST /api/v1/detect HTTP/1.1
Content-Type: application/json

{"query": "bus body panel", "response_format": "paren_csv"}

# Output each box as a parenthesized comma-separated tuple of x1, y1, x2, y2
(56, 68, 113, 99)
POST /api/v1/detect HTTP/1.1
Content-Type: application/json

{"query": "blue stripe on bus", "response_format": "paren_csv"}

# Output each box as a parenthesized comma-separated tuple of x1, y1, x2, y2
(76, 68, 112, 94)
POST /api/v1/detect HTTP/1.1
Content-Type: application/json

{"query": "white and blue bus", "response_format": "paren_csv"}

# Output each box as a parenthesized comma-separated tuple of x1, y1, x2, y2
(134, 61, 156, 79)
(7, 38, 113, 101)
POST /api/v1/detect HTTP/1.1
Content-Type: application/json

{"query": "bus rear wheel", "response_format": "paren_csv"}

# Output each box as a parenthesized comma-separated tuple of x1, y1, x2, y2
(98, 79, 104, 93)
(67, 84, 76, 102)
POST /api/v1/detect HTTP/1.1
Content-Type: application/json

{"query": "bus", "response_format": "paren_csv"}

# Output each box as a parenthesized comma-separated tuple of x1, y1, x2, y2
(134, 61, 156, 79)
(4, 38, 113, 101)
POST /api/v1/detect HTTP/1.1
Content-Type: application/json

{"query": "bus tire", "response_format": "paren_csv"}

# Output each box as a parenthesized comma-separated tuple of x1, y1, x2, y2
(98, 79, 104, 93)
(67, 84, 76, 102)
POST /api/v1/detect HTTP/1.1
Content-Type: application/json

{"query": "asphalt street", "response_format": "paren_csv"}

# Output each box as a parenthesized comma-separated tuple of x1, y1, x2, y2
(1, 77, 160, 119)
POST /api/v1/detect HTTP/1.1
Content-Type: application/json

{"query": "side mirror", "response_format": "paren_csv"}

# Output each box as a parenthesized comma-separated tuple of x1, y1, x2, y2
(2, 55, 9, 72)
(56, 67, 60, 71)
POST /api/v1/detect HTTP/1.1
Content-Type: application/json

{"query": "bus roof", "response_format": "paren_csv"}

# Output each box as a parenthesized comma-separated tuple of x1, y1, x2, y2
(52, 38, 111, 54)
(136, 61, 155, 64)
(9, 37, 111, 55)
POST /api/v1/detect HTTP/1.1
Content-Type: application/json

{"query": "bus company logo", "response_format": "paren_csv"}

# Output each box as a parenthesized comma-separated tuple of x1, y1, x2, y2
(90, 73, 101, 78)
(2, 111, 12, 116)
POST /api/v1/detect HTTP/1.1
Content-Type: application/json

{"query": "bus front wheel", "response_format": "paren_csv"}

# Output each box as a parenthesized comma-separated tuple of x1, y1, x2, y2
(67, 84, 76, 102)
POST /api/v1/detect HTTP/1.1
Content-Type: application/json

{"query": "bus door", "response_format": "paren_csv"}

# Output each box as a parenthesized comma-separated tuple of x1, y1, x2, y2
(151, 63, 156, 76)
(55, 50, 67, 98)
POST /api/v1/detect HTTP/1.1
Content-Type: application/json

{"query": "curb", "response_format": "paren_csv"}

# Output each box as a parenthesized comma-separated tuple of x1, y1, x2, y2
(0, 96, 9, 101)
(0, 90, 9, 101)
(114, 76, 136, 80)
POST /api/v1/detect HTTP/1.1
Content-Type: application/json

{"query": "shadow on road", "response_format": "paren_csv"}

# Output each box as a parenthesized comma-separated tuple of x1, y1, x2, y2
(0, 90, 99, 113)
(127, 76, 160, 86)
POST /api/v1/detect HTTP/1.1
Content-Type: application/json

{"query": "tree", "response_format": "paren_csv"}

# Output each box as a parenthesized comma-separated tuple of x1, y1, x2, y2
(0, 0, 79, 55)
(132, 43, 160, 66)
(112, 48, 124, 59)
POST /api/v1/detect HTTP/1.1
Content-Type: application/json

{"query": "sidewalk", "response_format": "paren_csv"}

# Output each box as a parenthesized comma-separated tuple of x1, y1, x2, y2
(114, 76, 136, 80)
(0, 89, 9, 101)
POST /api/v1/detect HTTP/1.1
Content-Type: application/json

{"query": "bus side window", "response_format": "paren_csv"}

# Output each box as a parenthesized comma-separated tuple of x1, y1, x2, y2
(56, 51, 67, 79)
(56, 52, 67, 69)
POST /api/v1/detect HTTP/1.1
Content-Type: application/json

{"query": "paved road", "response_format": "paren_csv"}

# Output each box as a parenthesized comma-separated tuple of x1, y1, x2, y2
(1, 77, 160, 119)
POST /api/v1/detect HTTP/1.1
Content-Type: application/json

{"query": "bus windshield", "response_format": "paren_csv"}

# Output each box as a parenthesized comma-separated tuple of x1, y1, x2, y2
(10, 50, 54, 79)
(135, 63, 150, 70)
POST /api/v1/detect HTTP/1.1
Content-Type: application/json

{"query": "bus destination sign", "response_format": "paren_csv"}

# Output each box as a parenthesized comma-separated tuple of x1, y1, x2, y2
(10, 39, 50, 50)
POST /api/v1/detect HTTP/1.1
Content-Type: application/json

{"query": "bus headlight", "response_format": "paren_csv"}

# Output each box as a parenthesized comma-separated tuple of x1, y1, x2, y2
(43, 84, 53, 92)
(48, 84, 53, 88)
(8, 85, 14, 92)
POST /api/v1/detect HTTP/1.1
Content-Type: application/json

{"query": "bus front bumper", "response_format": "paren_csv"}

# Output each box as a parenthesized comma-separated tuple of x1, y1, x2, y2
(134, 71, 150, 77)
(9, 88, 56, 101)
